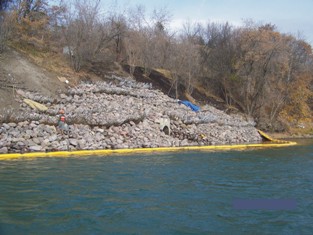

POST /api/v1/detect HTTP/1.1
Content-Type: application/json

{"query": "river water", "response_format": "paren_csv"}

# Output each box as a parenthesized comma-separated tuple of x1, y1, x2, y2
(1, 140, 313, 234)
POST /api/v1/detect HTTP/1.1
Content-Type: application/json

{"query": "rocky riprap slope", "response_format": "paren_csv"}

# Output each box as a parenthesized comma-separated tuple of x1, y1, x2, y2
(0, 75, 262, 153)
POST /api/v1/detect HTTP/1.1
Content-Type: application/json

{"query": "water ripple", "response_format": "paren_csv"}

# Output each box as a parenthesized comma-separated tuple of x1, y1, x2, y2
(1, 142, 313, 234)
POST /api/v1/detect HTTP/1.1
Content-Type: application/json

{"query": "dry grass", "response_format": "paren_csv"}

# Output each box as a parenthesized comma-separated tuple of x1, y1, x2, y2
(8, 41, 95, 87)
(184, 92, 197, 104)
(155, 68, 173, 80)
(9, 41, 71, 74)
(0, 108, 14, 123)
(0, 108, 38, 123)
(154, 68, 222, 103)
(193, 83, 224, 102)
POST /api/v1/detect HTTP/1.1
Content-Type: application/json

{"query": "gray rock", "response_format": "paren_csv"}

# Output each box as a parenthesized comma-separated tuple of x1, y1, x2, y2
(69, 138, 78, 146)
(29, 145, 42, 151)
(17, 140, 26, 146)
(32, 138, 42, 145)
(109, 136, 116, 143)
(78, 139, 86, 149)
(94, 128, 105, 133)
(29, 122, 37, 129)
(60, 94, 67, 99)
(18, 121, 29, 127)
(10, 131, 20, 137)
(2, 123, 10, 129)
(0, 147, 8, 153)
(41, 139, 50, 147)
(49, 135, 58, 142)
(180, 139, 189, 146)
(8, 123, 17, 127)
(0, 79, 263, 153)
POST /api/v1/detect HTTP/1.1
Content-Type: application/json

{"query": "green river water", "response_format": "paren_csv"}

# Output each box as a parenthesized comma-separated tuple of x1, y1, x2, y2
(0, 139, 313, 234)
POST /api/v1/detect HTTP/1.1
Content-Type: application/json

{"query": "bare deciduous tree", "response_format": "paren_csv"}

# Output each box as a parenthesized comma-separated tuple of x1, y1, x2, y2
(2, 0, 313, 130)
(201, 21, 236, 106)
(0, 12, 14, 52)
(62, 0, 123, 71)
(199, 20, 313, 129)
(125, 4, 173, 76)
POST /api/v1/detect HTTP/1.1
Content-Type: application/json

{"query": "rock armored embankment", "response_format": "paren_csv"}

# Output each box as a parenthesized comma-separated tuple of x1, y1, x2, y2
(0, 75, 262, 153)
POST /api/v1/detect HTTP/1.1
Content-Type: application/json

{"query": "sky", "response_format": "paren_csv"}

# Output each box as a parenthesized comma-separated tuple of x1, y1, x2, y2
(106, 0, 313, 45)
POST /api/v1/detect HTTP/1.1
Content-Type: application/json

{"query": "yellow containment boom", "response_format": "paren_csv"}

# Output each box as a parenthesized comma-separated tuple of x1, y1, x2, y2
(0, 132, 297, 160)
(257, 130, 295, 144)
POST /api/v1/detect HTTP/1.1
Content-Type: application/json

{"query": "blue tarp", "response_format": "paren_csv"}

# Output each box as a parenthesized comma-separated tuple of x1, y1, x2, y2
(178, 100, 200, 112)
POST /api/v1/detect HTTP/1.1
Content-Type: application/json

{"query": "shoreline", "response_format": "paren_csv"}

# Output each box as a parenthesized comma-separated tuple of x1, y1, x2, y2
(0, 75, 297, 155)
(0, 140, 298, 160)
(267, 132, 313, 140)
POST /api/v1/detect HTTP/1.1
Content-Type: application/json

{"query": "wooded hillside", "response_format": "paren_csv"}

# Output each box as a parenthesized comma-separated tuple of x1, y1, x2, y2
(1, 0, 312, 133)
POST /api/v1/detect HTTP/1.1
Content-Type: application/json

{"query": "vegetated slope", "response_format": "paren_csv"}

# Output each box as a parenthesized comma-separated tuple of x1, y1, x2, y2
(0, 45, 228, 114)
(1, 47, 311, 137)
(117, 65, 228, 111)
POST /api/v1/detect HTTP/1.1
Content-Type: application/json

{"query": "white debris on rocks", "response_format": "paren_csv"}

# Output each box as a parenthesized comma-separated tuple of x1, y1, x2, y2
(0, 76, 262, 153)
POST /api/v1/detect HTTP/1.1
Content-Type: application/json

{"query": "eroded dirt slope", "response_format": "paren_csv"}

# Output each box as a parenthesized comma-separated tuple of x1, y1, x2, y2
(0, 48, 65, 111)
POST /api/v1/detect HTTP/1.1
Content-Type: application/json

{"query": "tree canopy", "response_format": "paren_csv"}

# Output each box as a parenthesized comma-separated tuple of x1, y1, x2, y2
(1, 0, 312, 131)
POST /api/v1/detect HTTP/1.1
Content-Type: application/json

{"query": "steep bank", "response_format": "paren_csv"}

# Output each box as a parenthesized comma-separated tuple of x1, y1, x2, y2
(0, 75, 262, 154)
(0, 48, 66, 111)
